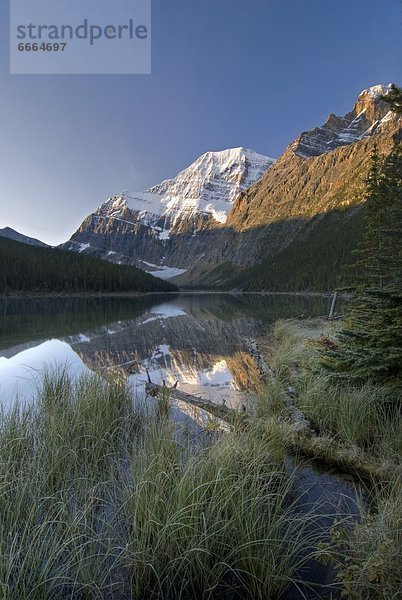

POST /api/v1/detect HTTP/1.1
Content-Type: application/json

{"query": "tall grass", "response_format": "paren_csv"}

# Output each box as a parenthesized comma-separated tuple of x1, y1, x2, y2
(296, 374, 401, 461)
(263, 319, 401, 464)
(0, 371, 319, 599)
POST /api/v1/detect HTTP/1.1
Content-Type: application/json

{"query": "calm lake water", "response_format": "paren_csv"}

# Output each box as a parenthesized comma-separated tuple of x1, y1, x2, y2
(0, 293, 332, 411)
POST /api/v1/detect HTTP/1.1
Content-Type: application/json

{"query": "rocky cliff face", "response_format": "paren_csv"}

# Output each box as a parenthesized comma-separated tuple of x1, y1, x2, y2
(291, 84, 394, 157)
(62, 84, 400, 290)
(149, 147, 273, 205)
(61, 148, 274, 277)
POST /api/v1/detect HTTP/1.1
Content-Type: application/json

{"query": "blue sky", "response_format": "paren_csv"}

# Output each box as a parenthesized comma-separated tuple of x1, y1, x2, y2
(0, 0, 401, 245)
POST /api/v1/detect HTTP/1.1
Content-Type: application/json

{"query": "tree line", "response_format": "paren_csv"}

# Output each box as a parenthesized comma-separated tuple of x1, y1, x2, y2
(0, 237, 177, 294)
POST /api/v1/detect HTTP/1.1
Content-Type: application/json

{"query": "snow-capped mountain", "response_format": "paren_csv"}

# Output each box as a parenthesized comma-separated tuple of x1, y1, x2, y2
(0, 227, 49, 248)
(148, 147, 274, 207)
(61, 147, 275, 275)
(292, 84, 394, 157)
(62, 84, 399, 286)
(101, 148, 273, 236)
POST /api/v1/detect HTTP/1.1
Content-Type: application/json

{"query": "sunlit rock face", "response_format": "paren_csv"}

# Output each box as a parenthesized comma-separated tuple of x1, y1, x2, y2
(291, 84, 394, 158)
(174, 84, 401, 286)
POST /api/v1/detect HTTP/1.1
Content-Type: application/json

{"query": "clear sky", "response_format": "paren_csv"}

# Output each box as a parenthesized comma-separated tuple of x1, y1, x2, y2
(0, 0, 401, 245)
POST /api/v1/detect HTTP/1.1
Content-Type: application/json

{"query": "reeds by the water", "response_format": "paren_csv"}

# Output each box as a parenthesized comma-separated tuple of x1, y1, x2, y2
(0, 370, 320, 600)
(261, 319, 401, 466)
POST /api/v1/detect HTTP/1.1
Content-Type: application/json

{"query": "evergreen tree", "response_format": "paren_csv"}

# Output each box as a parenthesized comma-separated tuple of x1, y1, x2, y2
(380, 84, 402, 114)
(321, 142, 402, 391)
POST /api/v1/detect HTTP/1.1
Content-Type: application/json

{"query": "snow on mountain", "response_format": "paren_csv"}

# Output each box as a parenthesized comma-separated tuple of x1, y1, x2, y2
(61, 83, 399, 284)
(363, 84, 392, 99)
(137, 260, 187, 280)
(61, 146, 274, 279)
(292, 84, 394, 158)
(148, 147, 274, 206)
(99, 147, 275, 236)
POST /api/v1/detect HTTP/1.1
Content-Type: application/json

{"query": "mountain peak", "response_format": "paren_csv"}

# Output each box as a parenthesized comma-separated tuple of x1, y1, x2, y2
(200, 146, 271, 160)
(0, 227, 49, 248)
(147, 146, 275, 208)
(102, 146, 275, 218)
(354, 83, 394, 122)
(292, 83, 396, 158)
(62, 145, 276, 274)
(358, 83, 393, 99)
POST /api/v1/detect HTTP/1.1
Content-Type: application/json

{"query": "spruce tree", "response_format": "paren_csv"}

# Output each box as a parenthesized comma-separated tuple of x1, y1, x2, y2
(321, 142, 402, 391)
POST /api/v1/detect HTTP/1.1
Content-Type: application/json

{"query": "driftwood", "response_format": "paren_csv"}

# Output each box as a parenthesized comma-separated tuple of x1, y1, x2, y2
(144, 369, 238, 421)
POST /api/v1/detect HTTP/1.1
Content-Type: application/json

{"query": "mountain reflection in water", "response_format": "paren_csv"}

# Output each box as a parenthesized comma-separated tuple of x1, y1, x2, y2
(0, 294, 333, 415)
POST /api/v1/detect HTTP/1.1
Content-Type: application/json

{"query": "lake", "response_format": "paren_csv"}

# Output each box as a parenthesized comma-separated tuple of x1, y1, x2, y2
(0, 293, 332, 411)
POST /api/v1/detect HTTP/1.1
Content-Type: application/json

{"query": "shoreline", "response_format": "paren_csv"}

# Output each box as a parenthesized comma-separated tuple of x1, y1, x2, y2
(0, 291, 176, 299)
(0, 289, 342, 299)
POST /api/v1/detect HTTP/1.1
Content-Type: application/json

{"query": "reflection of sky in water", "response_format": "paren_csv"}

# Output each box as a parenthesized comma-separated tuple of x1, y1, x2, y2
(0, 340, 90, 408)
(0, 302, 251, 409)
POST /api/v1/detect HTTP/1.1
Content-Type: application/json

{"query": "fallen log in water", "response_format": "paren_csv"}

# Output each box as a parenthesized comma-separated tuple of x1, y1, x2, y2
(144, 380, 240, 421)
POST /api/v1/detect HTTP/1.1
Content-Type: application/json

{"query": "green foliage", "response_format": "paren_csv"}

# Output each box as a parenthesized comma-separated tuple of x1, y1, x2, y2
(296, 373, 401, 459)
(320, 144, 402, 390)
(260, 317, 401, 472)
(258, 317, 401, 598)
(0, 237, 177, 294)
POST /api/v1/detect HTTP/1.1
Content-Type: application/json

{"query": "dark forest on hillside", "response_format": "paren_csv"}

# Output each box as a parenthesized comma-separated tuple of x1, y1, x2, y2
(231, 209, 364, 292)
(0, 238, 177, 294)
